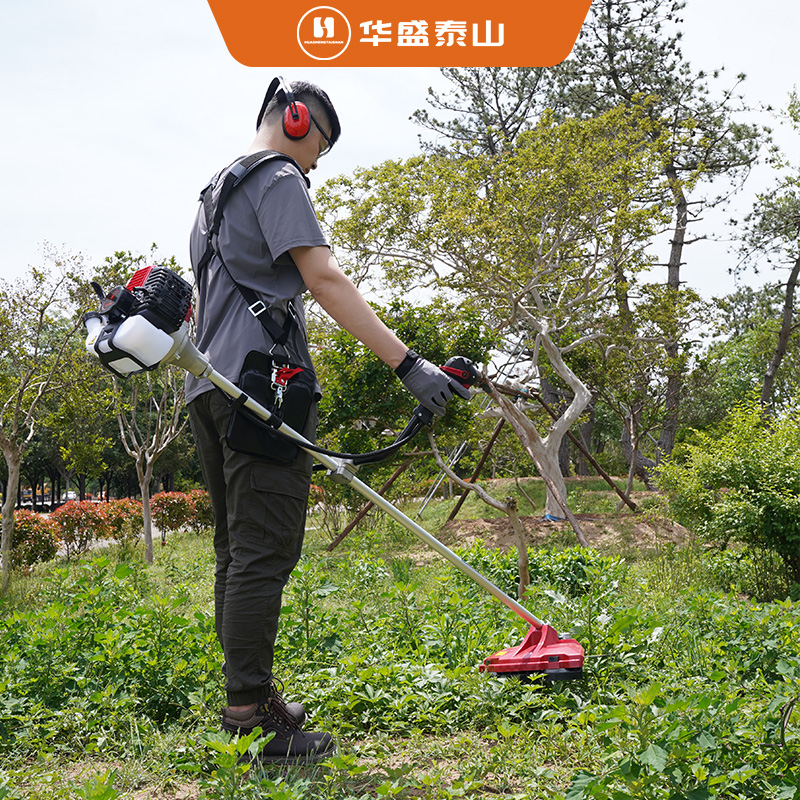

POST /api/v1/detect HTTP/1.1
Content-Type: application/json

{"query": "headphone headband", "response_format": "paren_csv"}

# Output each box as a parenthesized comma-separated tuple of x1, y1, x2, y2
(256, 75, 302, 130)
(256, 77, 279, 130)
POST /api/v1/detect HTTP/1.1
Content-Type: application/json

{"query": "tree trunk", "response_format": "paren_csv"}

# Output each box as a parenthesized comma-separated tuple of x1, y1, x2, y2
(658, 369, 682, 463)
(558, 435, 571, 478)
(491, 389, 590, 546)
(536, 445, 570, 519)
(761, 253, 800, 410)
(620, 410, 656, 490)
(621, 456, 638, 514)
(506, 498, 530, 601)
(488, 329, 592, 545)
(47, 471, 58, 510)
(138, 460, 155, 564)
(1, 446, 22, 593)
(575, 397, 596, 477)
(540, 377, 571, 477)
(657, 168, 688, 462)
(621, 410, 642, 505)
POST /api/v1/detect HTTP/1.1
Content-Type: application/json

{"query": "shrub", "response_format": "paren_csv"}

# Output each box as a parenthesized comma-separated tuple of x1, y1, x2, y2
(104, 498, 143, 545)
(11, 509, 58, 567)
(454, 540, 626, 599)
(706, 545, 796, 601)
(659, 401, 800, 592)
(0, 556, 219, 756)
(150, 492, 195, 535)
(186, 489, 214, 533)
(50, 501, 109, 559)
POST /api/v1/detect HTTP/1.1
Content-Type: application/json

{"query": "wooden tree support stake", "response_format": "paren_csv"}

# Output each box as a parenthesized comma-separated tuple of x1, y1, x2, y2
(325, 456, 416, 551)
(446, 418, 506, 523)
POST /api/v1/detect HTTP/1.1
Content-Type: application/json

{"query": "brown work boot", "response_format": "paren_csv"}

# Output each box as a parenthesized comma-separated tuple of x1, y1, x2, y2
(221, 681, 334, 764)
(221, 665, 305, 725)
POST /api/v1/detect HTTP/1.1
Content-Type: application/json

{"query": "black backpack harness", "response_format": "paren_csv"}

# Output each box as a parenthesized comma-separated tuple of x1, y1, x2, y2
(196, 149, 309, 347)
(195, 150, 316, 463)
(193, 150, 436, 466)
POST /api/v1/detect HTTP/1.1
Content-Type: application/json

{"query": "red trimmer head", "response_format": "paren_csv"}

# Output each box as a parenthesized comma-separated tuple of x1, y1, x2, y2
(480, 623, 584, 682)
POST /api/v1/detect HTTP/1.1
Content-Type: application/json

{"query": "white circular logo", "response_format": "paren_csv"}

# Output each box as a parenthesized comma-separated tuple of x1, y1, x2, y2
(297, 6, 351, 61)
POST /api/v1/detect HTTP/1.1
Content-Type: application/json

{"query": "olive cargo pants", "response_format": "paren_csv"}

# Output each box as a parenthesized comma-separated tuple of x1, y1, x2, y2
(188, 389, 316, 705)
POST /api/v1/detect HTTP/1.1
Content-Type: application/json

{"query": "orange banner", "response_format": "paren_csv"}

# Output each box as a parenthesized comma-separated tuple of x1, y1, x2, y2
(206, 0, 593, 67)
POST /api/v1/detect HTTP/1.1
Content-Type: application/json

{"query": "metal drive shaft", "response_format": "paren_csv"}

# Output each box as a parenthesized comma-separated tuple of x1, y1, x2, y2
(168, 333, 544, 629)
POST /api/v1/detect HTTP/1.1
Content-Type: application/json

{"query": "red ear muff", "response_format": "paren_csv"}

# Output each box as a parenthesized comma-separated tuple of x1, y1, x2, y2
(256, 77, 312, 139)
(282, 100, 311, 140)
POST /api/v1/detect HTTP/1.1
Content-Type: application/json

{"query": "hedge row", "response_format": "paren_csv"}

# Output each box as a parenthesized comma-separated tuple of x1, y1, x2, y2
(10, 490, 214, 567)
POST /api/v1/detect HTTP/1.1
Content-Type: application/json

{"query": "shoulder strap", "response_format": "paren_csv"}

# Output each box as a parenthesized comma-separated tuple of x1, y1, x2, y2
(197, 150, 307, 272)
(196, 150, 307, 347)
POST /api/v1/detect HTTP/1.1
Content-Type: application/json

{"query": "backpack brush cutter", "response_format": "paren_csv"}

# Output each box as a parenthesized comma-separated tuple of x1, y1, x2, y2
(83, 266, 584, 682)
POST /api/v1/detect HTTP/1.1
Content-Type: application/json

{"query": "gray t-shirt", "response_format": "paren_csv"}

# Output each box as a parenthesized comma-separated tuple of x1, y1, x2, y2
(185, 156, 328, 404)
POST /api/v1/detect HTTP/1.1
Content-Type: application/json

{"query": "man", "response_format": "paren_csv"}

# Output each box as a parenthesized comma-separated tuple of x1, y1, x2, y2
(185, 78, 468, 763)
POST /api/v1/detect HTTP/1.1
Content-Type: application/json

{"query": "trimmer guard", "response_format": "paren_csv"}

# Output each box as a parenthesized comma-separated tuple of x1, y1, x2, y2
(480, 623, 584, 681)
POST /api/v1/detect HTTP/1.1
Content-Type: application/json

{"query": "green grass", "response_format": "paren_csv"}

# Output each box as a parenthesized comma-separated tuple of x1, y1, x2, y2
(0, 487, 799, 799)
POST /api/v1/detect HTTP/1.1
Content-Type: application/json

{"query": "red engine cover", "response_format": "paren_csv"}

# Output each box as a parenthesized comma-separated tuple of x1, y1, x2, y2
(126, 266, 192, 324)
(126, 265, 154, 290)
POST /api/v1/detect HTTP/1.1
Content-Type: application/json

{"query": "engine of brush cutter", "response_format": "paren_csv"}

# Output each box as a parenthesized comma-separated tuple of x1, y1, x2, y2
(83, 266, 193, 377)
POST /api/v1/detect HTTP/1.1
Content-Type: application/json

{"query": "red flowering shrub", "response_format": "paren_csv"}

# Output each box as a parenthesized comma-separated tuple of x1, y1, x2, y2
(12, 509, 58, 567)
(309, 484, 325, 506)
(50, 500, 108, 559)
(187, 489, 214, 533)
(104, 498, 143, 545)
(150, 492, 195, 535)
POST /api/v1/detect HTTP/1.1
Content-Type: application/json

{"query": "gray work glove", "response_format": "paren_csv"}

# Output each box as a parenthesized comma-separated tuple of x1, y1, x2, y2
(395, 350, 471, 416)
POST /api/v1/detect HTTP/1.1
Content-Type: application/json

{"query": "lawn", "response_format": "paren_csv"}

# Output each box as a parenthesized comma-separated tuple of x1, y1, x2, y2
(0, 480, 798, 799)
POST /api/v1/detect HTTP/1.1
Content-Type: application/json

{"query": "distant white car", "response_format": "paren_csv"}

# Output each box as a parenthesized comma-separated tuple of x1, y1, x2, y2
(61, 491, 78, 501)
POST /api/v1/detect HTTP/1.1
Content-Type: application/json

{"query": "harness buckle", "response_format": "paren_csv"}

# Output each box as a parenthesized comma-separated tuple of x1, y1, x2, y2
(248, 300, 268, 318)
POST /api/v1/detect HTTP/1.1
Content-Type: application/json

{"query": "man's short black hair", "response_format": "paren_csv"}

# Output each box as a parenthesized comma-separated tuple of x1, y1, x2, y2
(261, 80, 341, 144)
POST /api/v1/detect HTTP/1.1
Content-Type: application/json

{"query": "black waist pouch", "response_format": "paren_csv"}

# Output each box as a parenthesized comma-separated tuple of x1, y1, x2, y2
(226, 350, 319, 463)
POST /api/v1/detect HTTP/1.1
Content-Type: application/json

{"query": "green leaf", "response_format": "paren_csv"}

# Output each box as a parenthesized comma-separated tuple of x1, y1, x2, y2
(635, 682, 662, 706)
(777, 659, 799, 678)
(639, 743, 669, 772)
(496, 719, 521, 739)
(565, 772, 597, 800)
(695, 731, 716, 750)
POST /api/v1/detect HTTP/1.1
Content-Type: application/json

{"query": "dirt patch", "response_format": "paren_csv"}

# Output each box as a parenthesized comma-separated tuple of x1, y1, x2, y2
(54, 762, 198, 799)
(129, 787, 197, 800)
(437, 512, 690, 553)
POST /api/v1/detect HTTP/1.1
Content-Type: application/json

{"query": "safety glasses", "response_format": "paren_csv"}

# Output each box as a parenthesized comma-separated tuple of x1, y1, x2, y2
(310, 111, 334, 157)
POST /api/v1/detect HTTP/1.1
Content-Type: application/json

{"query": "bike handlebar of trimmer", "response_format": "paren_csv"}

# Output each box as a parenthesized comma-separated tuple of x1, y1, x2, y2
(407, 355, 483, 428)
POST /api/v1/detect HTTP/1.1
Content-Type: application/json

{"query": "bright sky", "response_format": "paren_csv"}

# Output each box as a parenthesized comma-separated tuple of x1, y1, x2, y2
(2, 1, 798, 300)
